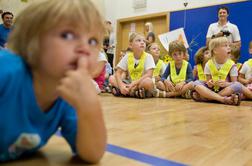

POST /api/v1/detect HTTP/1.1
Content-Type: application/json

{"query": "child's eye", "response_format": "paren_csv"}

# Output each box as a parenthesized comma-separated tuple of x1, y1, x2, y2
(152, 48, 159, 51)
(61, 31, 76, 40)
(88, 38, 99, 46)
(136, 39, 144, 42)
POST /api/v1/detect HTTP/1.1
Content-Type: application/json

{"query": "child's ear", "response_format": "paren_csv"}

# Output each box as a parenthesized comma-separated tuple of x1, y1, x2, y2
(129, 43, 133, 49)
(213, 48, 217, 55)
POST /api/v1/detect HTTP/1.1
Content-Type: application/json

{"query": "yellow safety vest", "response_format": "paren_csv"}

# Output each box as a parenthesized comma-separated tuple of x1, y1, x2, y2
(197, 64, 206, 81)
(127, 52, 146, 81)
(170, 60, 188, 84)
(236, 63, 242, 70)
(231, 59, 242, 70)
(247, 59, 252, 67)
(208, 59, 234, 91)
(153, 59, 163, 77)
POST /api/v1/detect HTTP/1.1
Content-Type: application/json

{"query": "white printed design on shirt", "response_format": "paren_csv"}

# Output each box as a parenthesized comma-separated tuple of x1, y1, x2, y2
(8, 133, 41, 158)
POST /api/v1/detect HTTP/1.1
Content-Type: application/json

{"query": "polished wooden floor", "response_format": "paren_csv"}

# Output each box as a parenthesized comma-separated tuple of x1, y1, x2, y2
(3, 94, 252, 166)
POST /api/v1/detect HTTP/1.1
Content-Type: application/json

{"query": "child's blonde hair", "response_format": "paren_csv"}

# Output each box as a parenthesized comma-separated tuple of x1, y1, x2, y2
(249, 40, 252, 49)
(8, 0, 105, 68)
(209, 37, 228, 56)
(145, 22, 154, 32)
(129, 32, 145, 43)
(168, 40, 186, 56)
(146, 42, 159, 53)
(194, 46, 208, 65)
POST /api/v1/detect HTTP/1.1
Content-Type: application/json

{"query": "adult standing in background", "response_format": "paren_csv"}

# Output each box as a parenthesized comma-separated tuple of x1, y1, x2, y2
(145, 22, 156, 46)
(0, 11, 14, 49)
(103, 20, 115, 70)
(206, 6, 241, 47)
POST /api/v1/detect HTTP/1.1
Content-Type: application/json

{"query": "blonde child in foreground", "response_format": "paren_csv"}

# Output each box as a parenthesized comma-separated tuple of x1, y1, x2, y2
(109, 32, 155, 98)
(0, 0, 106, 163)
(155, 41, 194, 98)
(192, 37, 242, 105)
(193, 46, 211, 81)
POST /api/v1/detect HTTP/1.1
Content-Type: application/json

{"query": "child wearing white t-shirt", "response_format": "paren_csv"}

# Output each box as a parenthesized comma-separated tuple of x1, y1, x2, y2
(109, 32, 155, 98)
(238, 41, 252, 99)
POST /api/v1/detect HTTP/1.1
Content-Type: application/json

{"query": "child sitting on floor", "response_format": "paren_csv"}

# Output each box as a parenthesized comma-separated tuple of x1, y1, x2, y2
(146, 42, 166, 82)
(192, 37, 242, 105)
(193, 46, 210, 81)
(238, 41, 252, 100)
(155, 40, 194, 98)
(93, 51, 108, 93)
(109, 32, 155, 98)
(230, 45, 242, 71)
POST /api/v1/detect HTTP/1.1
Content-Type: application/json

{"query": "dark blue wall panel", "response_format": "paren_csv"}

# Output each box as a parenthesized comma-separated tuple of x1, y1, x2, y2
(170, 1, 252, 66)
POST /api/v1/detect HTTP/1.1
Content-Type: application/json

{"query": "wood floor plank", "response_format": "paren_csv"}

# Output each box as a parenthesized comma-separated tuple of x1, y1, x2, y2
(2, 94, 252, 166)
(101, 94, 252, 166)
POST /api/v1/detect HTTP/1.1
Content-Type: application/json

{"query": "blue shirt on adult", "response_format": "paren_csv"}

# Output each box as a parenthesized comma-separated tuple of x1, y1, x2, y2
(161, 62, 193, 83)
(0, 50, 77, 161)
(0, 24, 11, 47)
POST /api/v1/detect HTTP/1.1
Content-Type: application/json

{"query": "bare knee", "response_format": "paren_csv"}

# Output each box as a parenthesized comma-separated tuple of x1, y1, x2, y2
(156, 81, 165, 90)
(139, 77, 154, 90)
(109, 75, 116, 87)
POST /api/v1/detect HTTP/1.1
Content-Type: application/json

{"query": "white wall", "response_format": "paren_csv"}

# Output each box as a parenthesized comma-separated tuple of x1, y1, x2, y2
(0, 0, 33, 20)
(104, 0, 246, 24)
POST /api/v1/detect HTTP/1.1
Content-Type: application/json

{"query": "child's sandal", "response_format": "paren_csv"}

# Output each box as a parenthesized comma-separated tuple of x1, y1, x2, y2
(232, 93, 241, 106)
(138, 88, 146, 99)
(191, 90, 202, 102)
(129, 89, 136, 97)
(111, 86, 121, 96)
(152, 89, 159, 97)
(183, 90, 192, 99)
(223, 93, 241, 106)
(134, 89, 141, 98)
(153, 89, 166, 98)
(134, 88, 146, 99)
(235, 93, 241, 106)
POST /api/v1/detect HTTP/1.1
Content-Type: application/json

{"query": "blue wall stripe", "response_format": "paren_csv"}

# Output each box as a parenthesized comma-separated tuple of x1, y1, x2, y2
(56, 131, 187, 166)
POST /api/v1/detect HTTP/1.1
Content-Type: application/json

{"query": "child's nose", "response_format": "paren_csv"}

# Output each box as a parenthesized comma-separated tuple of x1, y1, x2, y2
(76, 40, 91, 56)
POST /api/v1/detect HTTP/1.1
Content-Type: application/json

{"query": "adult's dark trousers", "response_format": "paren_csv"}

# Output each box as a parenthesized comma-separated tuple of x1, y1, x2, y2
(107, 53, 114, 72)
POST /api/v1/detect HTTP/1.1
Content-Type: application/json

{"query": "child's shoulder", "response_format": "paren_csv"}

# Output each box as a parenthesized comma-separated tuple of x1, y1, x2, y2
(0, 50, 25, 67)
(0, 50, 28, 79)
(244, 58, 252, 65)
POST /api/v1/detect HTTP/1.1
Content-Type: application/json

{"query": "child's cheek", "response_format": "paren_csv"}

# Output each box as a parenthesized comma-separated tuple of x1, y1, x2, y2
(89, 58, 98, 74)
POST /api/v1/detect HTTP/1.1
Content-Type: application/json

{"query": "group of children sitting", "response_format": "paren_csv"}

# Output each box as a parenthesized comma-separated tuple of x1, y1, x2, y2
(96, 32, 252, 106)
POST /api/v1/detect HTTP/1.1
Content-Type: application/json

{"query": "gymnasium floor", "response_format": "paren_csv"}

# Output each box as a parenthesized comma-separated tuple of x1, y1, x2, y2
(3, 94, 252, 166)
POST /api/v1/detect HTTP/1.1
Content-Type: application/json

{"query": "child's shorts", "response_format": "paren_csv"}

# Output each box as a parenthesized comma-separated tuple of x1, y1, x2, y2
(193, 80, 242, 93)
(122, 79, 131, 84)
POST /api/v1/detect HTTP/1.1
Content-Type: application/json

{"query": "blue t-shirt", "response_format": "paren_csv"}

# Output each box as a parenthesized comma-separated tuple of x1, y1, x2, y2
(0, 50, 77, 161)
(0, 24, 11, 47)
